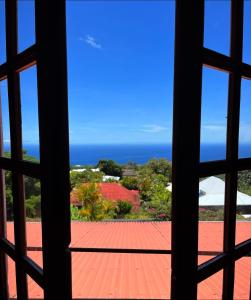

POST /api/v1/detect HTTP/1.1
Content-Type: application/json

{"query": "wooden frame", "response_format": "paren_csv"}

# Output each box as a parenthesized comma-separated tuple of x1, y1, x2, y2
(172, 1, 251, 299)
(0, 1, 250, 300)
(0, 1, 71, 299)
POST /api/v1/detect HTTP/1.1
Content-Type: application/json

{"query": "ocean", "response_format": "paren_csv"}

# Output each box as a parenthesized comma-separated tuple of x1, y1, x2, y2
(4, 143, 251, 166)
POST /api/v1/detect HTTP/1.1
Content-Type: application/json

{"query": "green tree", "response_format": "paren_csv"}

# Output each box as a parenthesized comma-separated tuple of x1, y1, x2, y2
(25, 177, 40, 199)
(6, 188, 13, 220)
(74, 182, 115, 221)
(115, 200, 132, 218)
(70, 205, 84, 221)
(70, 169, 103, 189)
(121, 176, 138, 190)
(25, 195, 41, 219)
(137, 168, 168, 202)
(145, 183, 171, 220)
(4, 152, 41, 220)
(238, 170, 251, 196)
(97, 160, 122, 177)
(146, 158, 172, 180)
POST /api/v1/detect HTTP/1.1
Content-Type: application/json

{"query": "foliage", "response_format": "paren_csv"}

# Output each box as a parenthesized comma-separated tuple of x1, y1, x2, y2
(238, 170, 251, 196)
(25, 195, 41, 218)
(25, 177, 40, 199)
(116, 200, 132, 217)
(121, 176, 138, 190)
(104, 177, 119, 183)
(145, 158, 172, 180)
(4, 150, 38, 163)
(137, 168, 169, 202)
(199, 209, 225, 221)
(124, 210, 151, 220)
(124, 161, 138, 170)
(6, 187, 14, 220)
(199, 209, 247, 221)
(4, 157, 41, 220)
(70, 205, 85, 221)
(145, 185, 172, 220)
(70, 170, 103, 189)
(97, 160, 122, 177)
(74, 183, 116, 221)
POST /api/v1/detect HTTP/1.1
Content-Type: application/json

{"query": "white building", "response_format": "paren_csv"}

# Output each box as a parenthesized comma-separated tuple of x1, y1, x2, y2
(199, 176, 251, 214)
(70, 168, 100, 173)
(103, 175, 120, 182)
(167, 176, 251, 215)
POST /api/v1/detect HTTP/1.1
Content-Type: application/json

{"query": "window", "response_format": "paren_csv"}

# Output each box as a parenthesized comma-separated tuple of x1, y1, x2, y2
(0, 1, 250, 300)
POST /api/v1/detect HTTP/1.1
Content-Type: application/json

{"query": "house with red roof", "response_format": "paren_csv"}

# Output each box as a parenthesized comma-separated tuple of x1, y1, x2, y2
(71, 182, 140, 211)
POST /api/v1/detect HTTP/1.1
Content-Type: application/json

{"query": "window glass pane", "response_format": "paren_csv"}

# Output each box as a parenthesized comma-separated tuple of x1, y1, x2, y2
(72, 252, 170, 299)
(27, 274, 44, 299)
(7, 257, 17, 299)
(236, 170, 251, 245)
(200, 68, 228, 162)
(5, 170, 14, 243)
(70, 222, 171, 298)
(239, 78, 251, 158)
(204, 0, 230, 55)
(198, 175, 225, 262)
(18, 0, 35, 52)
(234, 257, 251, 300)
(197, 265, 223, 300)
(24, 176, 42, 268)
(243, 1, 251, 64)
(19, 66, 40, 161)
(67, 0, 174, 222)
(0, 0, 6, 64)
(0, 79, 11, 157)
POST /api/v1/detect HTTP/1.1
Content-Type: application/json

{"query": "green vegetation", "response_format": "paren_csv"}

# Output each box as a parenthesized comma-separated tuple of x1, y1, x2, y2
(145, 158, 172, 180)
(199, 209, 250, 221)
(71, 158, 172, 221)
(70, 169, 104, 189)
(115, 200, 132, 218)
(97, 159, 123, 177)
(238, 170, 251, 196)
(73, 182, 116, 221)
(121, 176, 138, 190)
(4, 151, 41, 221)
(4, 152, 250, 222)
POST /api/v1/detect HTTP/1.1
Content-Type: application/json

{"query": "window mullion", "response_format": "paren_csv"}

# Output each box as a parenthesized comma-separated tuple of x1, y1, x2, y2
(5, 0, 28, 299)
(223, 1, 244, 299)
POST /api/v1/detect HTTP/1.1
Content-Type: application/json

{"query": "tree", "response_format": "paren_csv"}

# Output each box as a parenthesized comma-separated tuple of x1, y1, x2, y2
(144, 182, 171, 220)
(115, 200, 132, 218)
(4, 152, 41, 220)
(25, 195, 41, 219)
(24, 177, 40, 199)
(121, 176, 138, 190)
(74, 182, 115, 221)
(70, 169, 103, 189)
(238, 170, 251, 196)
(137, 168, 168, 202)
(146, 158, 172, 180)
(97, 160, 122, 177)
(70, 205, 84, 221)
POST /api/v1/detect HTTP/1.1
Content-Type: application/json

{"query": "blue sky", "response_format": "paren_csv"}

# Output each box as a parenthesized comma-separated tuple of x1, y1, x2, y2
(0, 1, 251, 146)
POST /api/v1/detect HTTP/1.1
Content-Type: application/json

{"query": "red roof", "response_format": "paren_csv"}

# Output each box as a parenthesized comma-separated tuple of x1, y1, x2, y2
(71, 183, 140, 211)
(6, 221, 251, 299)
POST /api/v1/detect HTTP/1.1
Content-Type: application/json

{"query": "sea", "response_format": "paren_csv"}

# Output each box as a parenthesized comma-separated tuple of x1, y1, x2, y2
(3, 143, 251, 166)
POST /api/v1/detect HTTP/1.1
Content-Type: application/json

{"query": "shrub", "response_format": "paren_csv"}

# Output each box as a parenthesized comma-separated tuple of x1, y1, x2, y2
(97, 160, 122, 177)
(116, 200, 132, 217)
(121, 177, 138, 190)
(25, 195, 41, 219)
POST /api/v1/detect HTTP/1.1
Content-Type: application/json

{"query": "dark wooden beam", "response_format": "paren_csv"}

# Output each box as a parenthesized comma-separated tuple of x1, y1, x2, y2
(171, 1, 204, 299)
(35, 1, 72, 299)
